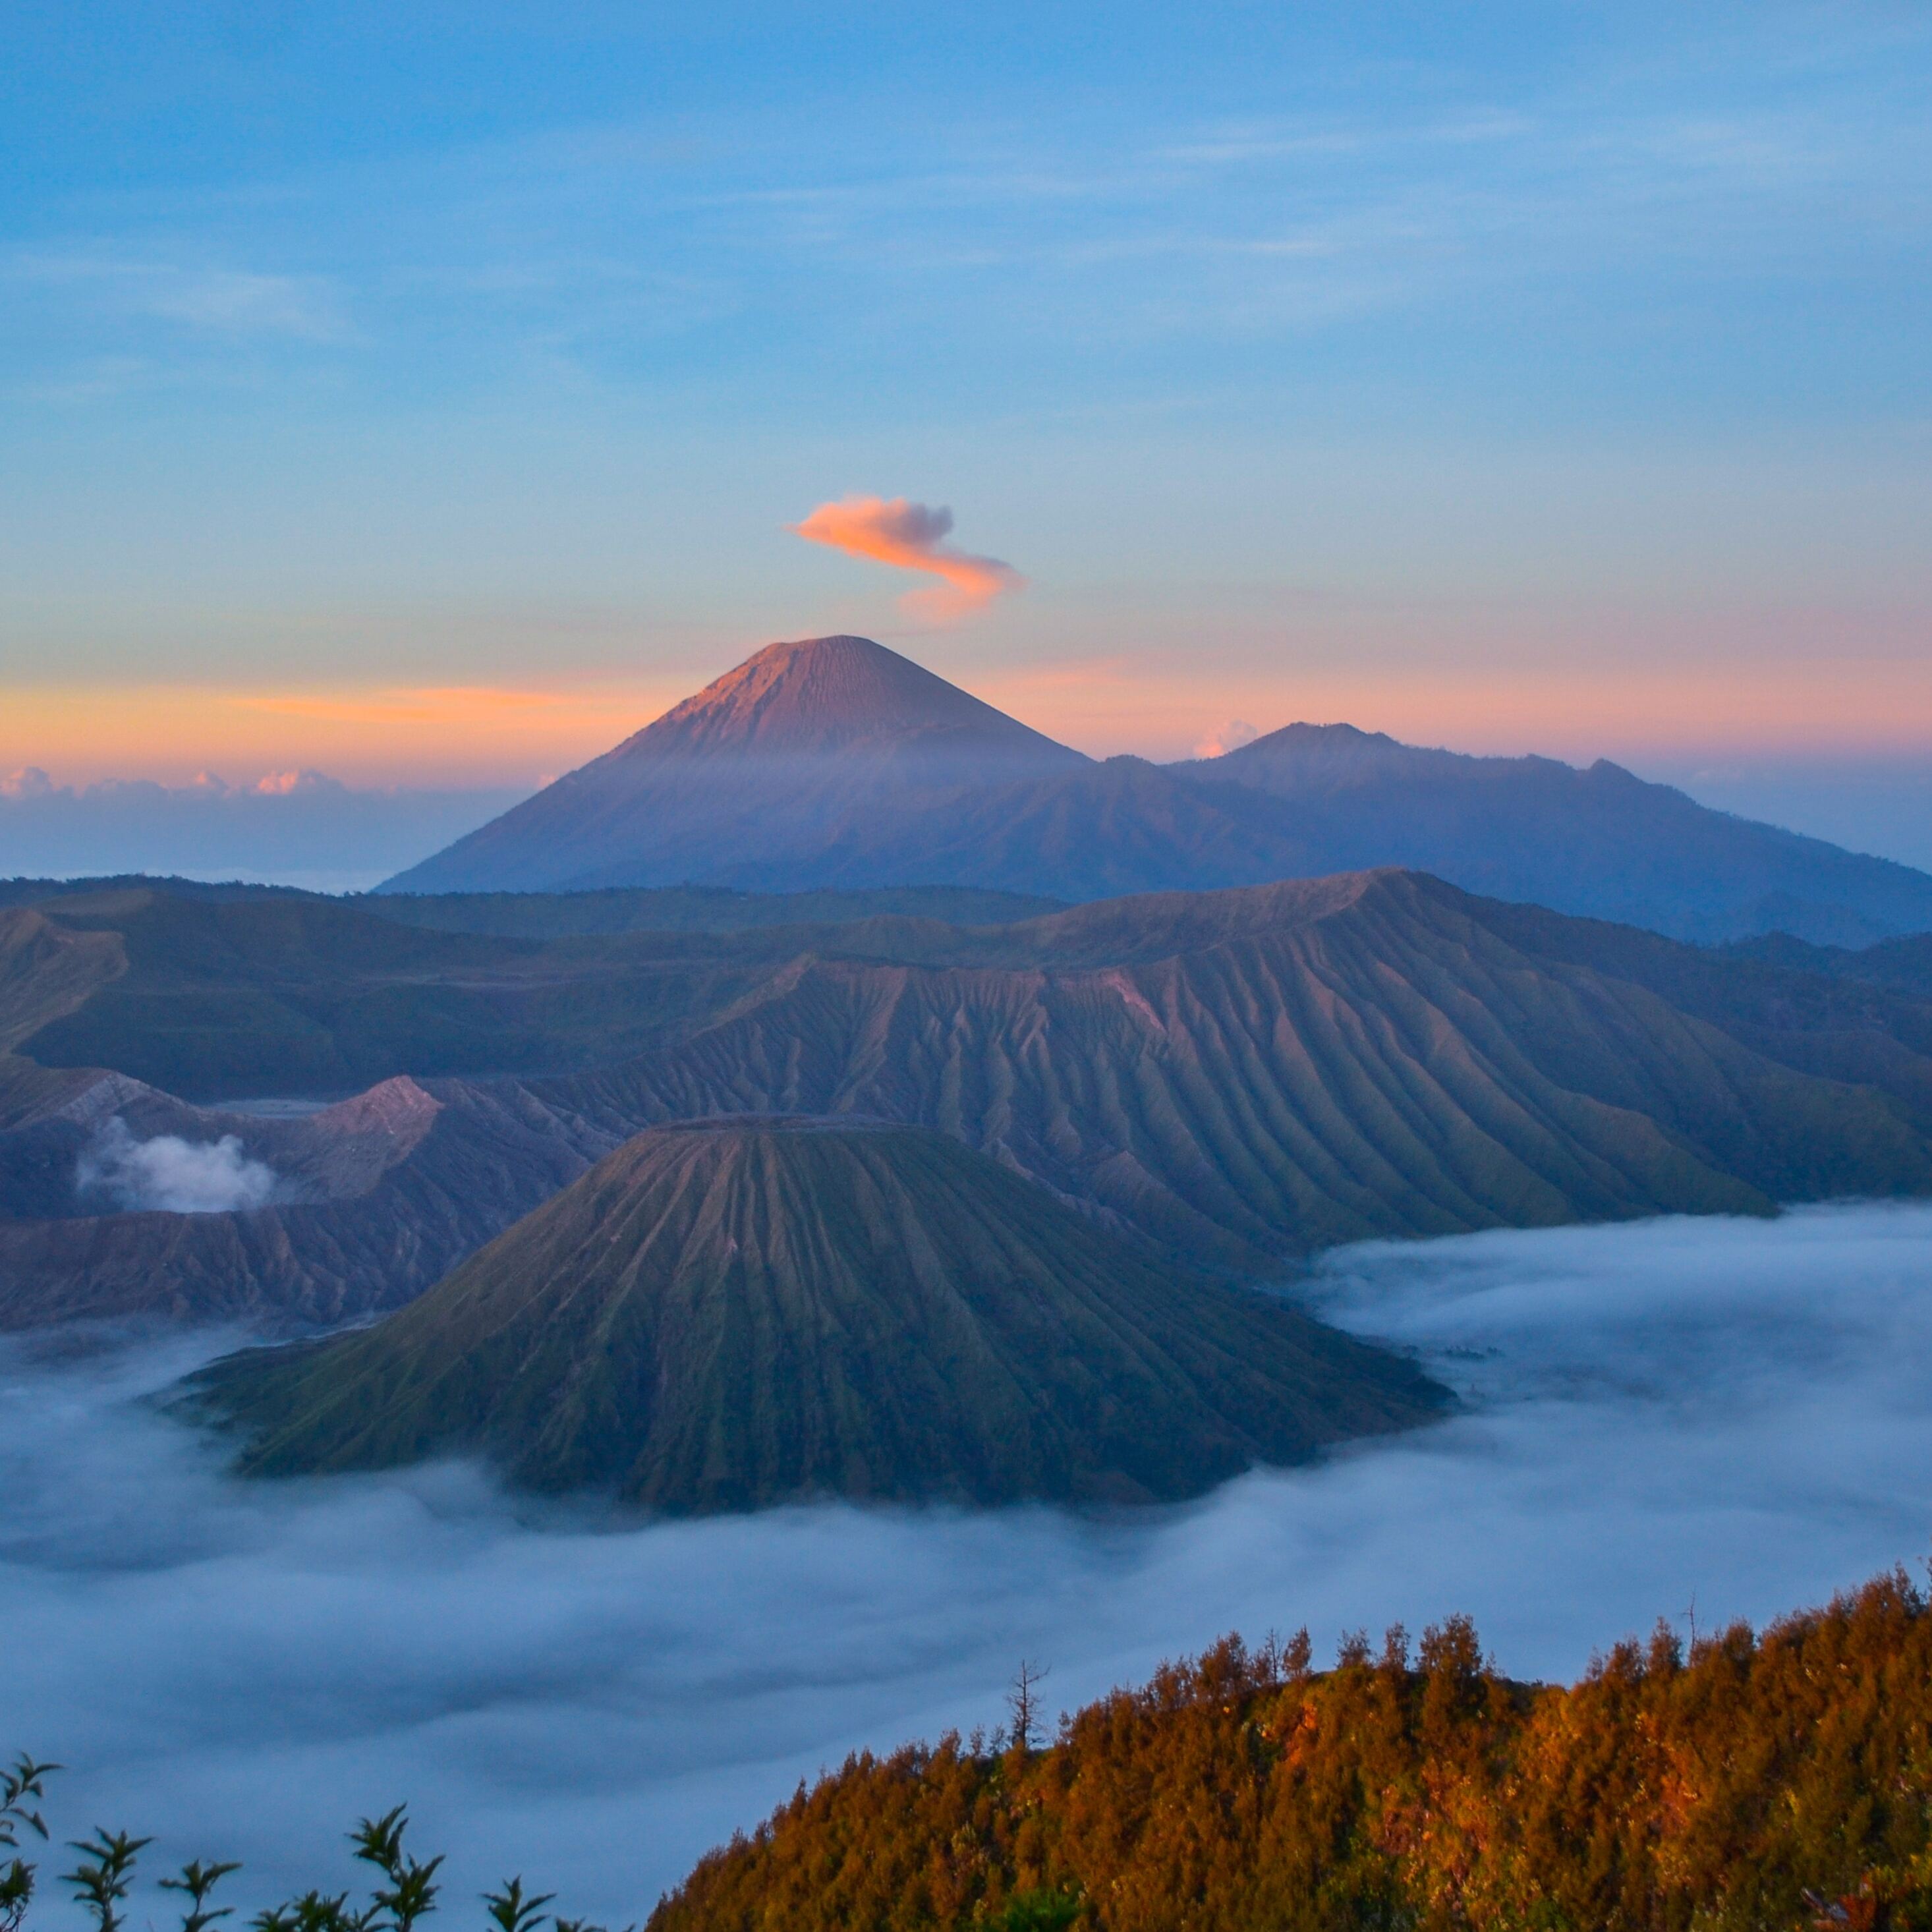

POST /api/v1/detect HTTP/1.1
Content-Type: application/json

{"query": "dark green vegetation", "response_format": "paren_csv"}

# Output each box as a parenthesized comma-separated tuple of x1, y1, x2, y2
(9, 867, 1932, 1327)
(13, 1571, 1932, 1932)
(384, 633, 1932, 943)
(644, 1569, 1932, 1932)
(192, 1119, 1444, 1509)
(0, 874, 1062, 937)
(0, 888, 789, 1099)
(0, 885, 1057, 1101)
(368, 882, 1063, 938)
(1732, 926, 1932, 1002)
(1, 1763, 613, 1932)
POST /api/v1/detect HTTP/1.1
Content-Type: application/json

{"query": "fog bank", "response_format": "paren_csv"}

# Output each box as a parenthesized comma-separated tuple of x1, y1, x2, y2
(5, 1203, 1932, 1925)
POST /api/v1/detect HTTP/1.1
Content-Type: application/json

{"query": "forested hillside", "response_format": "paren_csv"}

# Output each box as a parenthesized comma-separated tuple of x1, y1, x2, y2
(650, 1570, 1932, 1932)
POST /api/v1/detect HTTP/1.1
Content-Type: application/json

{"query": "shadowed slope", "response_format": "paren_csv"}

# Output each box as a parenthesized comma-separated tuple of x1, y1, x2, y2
(9, 873, 1932, 1331)
(1179, 724, 1932, 944)
(0, 907, 126, 1050)
(192, 1118, 1446, 1510)
(9, 886, 800, 1100)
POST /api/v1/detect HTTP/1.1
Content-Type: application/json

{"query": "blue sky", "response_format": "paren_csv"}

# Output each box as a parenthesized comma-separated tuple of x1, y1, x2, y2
(3, 2, 1929, 809)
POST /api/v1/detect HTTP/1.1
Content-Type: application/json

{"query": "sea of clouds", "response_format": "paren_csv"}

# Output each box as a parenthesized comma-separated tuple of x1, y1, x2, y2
(5, 1202, 1932, 1926)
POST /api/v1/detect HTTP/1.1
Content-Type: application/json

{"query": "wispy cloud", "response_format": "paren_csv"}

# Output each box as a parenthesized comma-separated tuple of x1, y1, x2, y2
(13, 253, 348, 341)
(791, 497, 1024, 621)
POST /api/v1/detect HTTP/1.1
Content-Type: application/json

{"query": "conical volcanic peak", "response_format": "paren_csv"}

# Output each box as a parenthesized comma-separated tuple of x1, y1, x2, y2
(603, 634, 1083, 763)
(378, 635, 1085, 894)
(189, 1117, 1445, 1513)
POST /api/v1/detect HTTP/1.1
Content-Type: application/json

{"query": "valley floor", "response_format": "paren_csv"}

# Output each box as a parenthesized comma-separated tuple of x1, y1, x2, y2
(5, 1201, 1931, 1923)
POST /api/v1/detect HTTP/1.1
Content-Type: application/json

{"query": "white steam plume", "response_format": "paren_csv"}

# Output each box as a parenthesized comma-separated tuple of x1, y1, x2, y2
(77, 1118, 280, 1214)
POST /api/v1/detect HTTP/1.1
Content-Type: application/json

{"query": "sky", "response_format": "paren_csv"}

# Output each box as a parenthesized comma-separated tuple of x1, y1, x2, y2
(3, 3, 1930, 834)
(7, 1201, 1932, 1925)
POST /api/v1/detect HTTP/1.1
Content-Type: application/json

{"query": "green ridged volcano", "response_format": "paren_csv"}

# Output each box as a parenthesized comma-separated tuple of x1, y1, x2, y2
(192, 1118, 1445, 1512)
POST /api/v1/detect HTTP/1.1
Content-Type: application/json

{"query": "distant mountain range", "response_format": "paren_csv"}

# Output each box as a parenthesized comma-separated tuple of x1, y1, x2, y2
(190, 1118, 1444, 1510)
(7, 868, 1932, 1329)
(381, 634, 1932, 946)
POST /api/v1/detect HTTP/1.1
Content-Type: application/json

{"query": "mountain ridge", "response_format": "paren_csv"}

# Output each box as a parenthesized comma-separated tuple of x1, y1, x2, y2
(377, 635, 1932, 944)
(9, 869, 1932, 1328)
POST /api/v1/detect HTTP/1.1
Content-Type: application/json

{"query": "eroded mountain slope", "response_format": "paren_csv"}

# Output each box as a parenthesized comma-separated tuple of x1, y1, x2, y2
(191, 1119, 1445, 1508)
(0, 1057, 610, 1327)
(543, 872, 1931, 1266)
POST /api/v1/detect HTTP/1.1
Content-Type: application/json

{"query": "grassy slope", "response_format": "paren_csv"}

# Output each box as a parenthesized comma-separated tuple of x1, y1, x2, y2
(195, 1120, 1446, 1510)
(0, 907, 127, 1051)
(13, 890, 792, 1097)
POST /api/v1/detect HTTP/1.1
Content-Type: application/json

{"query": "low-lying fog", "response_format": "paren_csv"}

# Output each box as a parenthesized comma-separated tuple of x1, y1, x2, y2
(7, 1203, 1932, 1925)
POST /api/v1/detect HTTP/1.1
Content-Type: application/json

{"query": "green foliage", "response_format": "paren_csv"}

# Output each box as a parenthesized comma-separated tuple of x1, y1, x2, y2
(352, 1807, 443, 1932)
(4, 1765, 579, 1932)
(64, 1828, 151, 1932)
(0, 1755, 57, 1932)
(159, 1858, 241, 1932)
(484, 1878, 554, 1932)
(997, 1890, 1083, 1930)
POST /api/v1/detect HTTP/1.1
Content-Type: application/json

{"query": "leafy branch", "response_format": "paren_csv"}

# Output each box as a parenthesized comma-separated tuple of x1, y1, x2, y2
(2, 1753, 613, 1932)
(0, 1756, 58, 1932)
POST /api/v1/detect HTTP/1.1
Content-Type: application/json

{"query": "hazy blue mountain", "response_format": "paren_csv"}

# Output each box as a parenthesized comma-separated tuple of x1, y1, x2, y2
(1176, 723, 1932, 945)
(377, 637, 1932, 944)
(378, 633, 1086, 895)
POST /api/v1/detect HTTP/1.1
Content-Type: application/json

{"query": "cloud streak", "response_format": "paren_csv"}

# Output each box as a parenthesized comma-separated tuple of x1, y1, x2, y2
(13, 254, 347, 342)
(5, 1205, 1931, 1927)
(791, 497, 1023, 621)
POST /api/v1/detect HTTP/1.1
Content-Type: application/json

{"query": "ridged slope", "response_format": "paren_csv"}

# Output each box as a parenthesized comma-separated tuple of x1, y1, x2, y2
(546, 872, 1932, 1267)
(192, 1118, 1446, 1510)
(0, 1063, 611, 1329)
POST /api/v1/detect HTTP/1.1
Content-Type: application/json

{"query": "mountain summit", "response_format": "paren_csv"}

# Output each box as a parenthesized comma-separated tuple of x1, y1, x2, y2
(381, 633, 1932, 944)
(606, 633, 1074, 760)
(380, 635, 1084, 895)
(190, 1116, 1444, 1510)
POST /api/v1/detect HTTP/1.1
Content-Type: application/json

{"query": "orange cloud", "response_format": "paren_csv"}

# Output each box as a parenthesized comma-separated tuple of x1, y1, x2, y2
(791, 496, 1023, 621)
